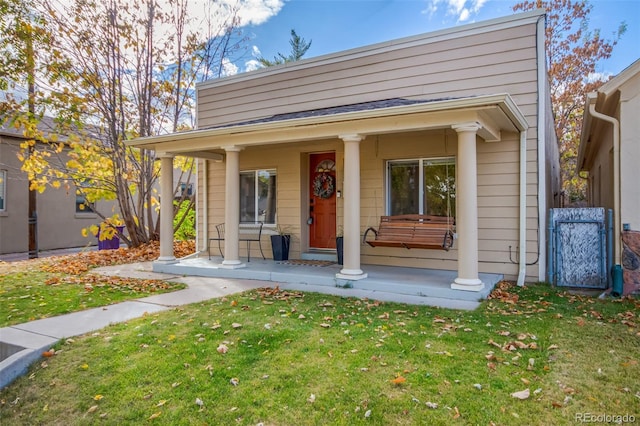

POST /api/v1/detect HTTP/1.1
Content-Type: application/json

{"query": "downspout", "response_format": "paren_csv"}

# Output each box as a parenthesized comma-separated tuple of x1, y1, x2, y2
(202, 158, 209, 253)
(535, 13, 548, 282)
(517, 129, 528, 287)
(588, 101, 622, 283)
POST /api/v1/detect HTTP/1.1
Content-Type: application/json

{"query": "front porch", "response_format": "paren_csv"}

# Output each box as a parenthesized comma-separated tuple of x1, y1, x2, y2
(154, 255, 503, 310)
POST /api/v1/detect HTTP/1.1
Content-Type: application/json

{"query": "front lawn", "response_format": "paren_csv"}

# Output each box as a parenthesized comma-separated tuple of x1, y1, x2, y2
(1, 281, 638, 425)
(0, 242, 193, 327)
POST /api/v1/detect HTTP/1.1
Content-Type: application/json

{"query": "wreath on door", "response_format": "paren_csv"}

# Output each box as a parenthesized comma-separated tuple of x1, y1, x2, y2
(313, 173, 335, 199)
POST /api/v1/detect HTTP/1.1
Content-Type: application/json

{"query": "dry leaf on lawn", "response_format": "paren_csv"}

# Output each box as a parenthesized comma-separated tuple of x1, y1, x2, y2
(511, 388, 530, 400)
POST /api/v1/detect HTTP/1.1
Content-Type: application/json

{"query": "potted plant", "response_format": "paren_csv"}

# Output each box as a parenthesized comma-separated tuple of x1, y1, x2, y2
(336, 226, 344, 265)
(96, 216, 125, 250)
(270, 225, 291, 261)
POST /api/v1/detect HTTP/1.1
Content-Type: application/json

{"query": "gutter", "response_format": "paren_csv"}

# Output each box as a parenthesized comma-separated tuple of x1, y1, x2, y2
(588, 101, 621, 265)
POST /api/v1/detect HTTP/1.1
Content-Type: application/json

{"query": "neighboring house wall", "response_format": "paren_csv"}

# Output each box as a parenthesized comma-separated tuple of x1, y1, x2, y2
(579, 59, 640, 294)
(619, 76, 640, 232)
(0, 134, 112, 254)
(195, 11, 553, 281)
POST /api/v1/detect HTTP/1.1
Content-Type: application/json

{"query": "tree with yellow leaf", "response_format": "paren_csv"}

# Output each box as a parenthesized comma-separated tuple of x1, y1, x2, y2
(0, 0, 245, 247)
(513, 0, 626, 204)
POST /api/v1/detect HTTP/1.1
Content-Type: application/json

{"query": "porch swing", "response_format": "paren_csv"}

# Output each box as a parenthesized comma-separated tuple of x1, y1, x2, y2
(363, 160, 455, 251)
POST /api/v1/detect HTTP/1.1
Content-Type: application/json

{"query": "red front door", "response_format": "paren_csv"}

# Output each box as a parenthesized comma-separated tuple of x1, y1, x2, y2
(309, 152, 337, 249)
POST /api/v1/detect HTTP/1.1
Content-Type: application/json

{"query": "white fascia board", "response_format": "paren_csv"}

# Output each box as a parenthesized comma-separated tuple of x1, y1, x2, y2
(598, 59, 640, 97)
(127, 94, 527, 153)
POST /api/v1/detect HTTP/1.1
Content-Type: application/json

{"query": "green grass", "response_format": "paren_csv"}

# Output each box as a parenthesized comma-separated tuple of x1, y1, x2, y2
(0, 270, 186, 328)
(1, 280, 638, 425)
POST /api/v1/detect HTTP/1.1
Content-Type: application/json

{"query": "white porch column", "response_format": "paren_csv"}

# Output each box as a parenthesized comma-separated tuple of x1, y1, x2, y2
(336, 134, 367, 280)
(451, 123, 484, 291)
(222, 146, 245, 268)
(158, 154, 176, 263)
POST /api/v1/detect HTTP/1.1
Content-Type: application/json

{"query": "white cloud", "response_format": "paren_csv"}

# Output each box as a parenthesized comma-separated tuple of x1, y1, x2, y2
(458, 8, 470, 22)
(220, 58, 239, 77)
(423, 0, 486, 22)
(245, 59, 262, 72)
(587, 71, 612, 83)
(224, 0, 285, 27)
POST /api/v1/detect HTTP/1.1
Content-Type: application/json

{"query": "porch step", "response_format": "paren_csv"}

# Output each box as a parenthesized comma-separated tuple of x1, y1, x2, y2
(300, 251, 337, 262)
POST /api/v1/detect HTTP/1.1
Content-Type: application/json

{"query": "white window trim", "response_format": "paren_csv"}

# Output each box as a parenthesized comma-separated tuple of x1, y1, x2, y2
(385, 156, 455, 215)
(240, 168, 277, 225)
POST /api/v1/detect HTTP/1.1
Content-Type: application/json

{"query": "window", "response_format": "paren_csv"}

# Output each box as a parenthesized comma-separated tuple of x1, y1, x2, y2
(387, 157, 455, 217)
(75, 185, 95, 213)
(240, 169, 276, 224)
(0, 170, 6, 211)
(179, 182, 193, 197)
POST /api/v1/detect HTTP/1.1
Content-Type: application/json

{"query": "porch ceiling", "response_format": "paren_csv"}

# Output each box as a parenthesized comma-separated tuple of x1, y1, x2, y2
(127, 93, 528, 156)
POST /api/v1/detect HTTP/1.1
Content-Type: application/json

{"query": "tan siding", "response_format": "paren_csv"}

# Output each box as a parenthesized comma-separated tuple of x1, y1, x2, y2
(197, 23, 539, 128)
(194, 13, 545, 281)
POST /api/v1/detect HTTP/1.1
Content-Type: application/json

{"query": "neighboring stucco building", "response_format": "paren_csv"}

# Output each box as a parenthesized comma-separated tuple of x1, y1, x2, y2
(0, 122, 109, 254)
(578, 58, 640, 295)
(129, 10, 560, 291)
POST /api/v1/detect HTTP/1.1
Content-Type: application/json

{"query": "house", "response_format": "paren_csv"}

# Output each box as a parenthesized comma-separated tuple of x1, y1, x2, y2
(0, 119, 113, 255)
(578, 58, 640, 295)
(128, 10, 560, 297)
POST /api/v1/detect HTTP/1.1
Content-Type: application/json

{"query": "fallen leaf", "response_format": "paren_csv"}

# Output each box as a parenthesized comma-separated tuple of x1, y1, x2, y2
(488, 339, 502, 348)
(452, 406, 460, 419)
(156, 400, 168, 407)
(94, 395, 104, 401)
(87, 405, 98, 413)
(527, 358, 535, 370)
(230, 378, 239, 386)
(426, 401, 438, 409)
(307, 394, 316, 403)
(364, 409, 372, 418)
(511, 388, 530, 400)
(391, 376, 406, 385)
(148, 412, 161, 420)
(232, 323, 242, 329)
(217, 344, 228, 354)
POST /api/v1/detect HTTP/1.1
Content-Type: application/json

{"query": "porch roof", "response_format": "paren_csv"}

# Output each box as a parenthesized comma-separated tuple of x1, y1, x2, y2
(126, 93, 528, 158)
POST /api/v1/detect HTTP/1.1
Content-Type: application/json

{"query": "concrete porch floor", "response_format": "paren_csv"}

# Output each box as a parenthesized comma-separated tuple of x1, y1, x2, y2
(154, 255, 503, 310)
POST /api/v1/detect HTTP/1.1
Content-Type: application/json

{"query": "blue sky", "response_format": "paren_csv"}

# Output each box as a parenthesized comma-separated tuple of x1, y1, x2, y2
(236, 0, 639, 78)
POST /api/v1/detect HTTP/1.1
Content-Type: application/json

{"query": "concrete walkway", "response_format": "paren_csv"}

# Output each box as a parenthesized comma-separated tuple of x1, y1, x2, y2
(1, 261, 473, 390)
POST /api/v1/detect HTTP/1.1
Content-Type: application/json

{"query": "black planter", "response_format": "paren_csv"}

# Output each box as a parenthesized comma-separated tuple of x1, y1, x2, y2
(336, 236, 344, 265)
(270, 234, 291, 261)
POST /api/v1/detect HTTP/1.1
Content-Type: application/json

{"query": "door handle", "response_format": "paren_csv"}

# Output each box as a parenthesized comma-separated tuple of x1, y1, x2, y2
(307, 217, 313, 225)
